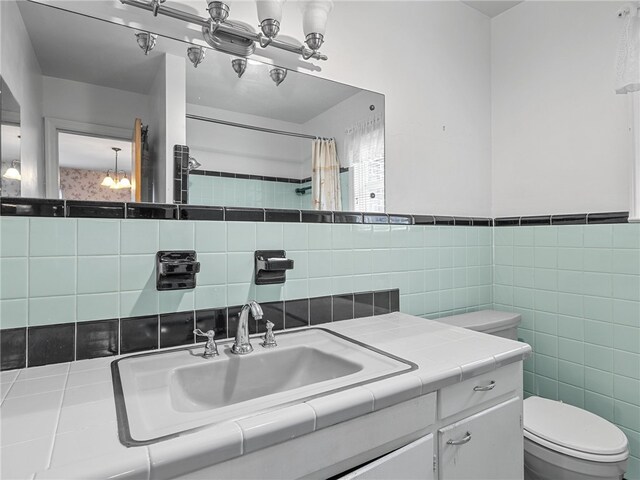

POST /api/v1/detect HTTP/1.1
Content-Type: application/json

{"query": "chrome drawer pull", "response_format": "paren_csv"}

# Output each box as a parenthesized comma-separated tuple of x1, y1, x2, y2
(447, 432, 472, 445)
(473, 380, 496, 391)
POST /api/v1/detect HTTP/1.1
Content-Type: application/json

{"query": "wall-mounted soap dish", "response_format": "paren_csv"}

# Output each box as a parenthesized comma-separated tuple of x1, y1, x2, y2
(156, 251, 201, 290)
(255, 250, 294, 285)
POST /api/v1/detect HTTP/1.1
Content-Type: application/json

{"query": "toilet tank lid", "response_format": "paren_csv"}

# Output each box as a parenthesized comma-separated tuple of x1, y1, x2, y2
(437, 310, 521, 333)
(524, 397, 628, 457)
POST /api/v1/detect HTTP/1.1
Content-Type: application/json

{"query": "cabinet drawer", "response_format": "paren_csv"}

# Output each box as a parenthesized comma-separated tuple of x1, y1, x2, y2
(439, 362, 521, 419)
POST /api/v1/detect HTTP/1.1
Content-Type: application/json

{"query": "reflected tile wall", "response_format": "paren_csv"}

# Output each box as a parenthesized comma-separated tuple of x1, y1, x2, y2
(493, 223, 640, 478)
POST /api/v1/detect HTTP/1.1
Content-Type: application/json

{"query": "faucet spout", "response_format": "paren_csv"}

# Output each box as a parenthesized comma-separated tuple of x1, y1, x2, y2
(231, 300, 263, 355)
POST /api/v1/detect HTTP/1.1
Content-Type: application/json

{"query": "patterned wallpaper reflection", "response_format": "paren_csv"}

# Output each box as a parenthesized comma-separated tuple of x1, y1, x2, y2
(60, 168, 131, 202)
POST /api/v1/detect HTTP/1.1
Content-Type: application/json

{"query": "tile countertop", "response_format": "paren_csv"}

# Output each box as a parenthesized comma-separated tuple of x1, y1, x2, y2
(0, 313, 531, 480)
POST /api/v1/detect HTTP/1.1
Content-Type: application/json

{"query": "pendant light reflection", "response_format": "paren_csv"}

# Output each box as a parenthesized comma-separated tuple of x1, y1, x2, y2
(269, 67, 287, 86)
(187, 46, 206, 68)
(135, 32, 157, 55)
(232, 58, 247, 78)
(3, 160, 21, 181)
(101, 147, 131, 190)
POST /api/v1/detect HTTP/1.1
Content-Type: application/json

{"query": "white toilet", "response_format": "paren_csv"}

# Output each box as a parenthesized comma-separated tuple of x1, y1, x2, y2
(436, 310, 629, 480)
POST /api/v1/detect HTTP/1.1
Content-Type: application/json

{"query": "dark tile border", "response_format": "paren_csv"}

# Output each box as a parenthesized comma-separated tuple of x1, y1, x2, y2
(173, 145, 189, 205)
(188, 167, 349, 184)
(0, 197, 629, 227)
(495, 212, 629, 226)
(0, 289, 401, 371)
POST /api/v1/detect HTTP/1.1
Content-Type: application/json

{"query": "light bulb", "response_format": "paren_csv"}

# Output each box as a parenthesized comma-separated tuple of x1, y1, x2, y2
(3, 166, 21, 181)
(118, 176, 132, 189)
(257, 0, 284, 24)
(301, 0, 332, 50)
(101, 173, 115, 187)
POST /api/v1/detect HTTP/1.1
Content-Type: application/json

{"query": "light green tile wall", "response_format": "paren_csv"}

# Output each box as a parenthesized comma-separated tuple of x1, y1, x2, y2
(493, 223, 640, 479)
(188, 171, 351, 210)
(0, 217, 493, 329)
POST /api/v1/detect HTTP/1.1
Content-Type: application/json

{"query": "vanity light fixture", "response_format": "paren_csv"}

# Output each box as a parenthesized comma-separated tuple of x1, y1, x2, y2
(187, 46, 206, 68)
(256, 0, 284, 48)
(231, 58, 247, 78)
(135, 31, 157, 55)
(120, 0, 330, 62)
(269, 67, 287, 86)
(2, 160, 21, 181)
(300, 0, 332, 59)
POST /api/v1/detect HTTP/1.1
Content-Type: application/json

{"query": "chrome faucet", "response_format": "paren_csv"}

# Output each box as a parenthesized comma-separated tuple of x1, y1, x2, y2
(232, 301, 263, 355)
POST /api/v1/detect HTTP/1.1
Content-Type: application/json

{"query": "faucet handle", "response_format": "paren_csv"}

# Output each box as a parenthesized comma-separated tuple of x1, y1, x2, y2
(194, 329, 219, 358)
(260, 320, 277, 348)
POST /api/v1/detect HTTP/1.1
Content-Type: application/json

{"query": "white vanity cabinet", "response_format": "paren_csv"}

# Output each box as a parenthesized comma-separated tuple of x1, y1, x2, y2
(341, 435, 435, 480)
(338, 362, 524, 480)
(438, 397, 522, 479)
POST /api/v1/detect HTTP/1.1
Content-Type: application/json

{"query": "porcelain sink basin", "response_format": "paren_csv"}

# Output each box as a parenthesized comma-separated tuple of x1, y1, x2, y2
(112, 328, 416, 445)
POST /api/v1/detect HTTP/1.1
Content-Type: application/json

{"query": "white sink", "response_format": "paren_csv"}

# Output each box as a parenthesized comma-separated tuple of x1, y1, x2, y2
(112, 328, 416, 445)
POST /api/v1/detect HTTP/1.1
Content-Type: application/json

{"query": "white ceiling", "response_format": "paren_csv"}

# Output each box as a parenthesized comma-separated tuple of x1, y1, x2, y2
(19, 1, 364, 123)
(58, 132, 132, 172)
(461, 1, 524, 18)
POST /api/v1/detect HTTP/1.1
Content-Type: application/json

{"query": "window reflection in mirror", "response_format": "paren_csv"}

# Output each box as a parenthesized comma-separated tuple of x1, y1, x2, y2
(1, 78, 21, 197)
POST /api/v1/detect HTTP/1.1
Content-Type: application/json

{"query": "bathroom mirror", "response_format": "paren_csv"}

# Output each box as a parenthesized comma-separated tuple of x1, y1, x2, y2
(4, 0, 384, 210)
(185, 53, 385, 212)
(0, 78, 21, 197)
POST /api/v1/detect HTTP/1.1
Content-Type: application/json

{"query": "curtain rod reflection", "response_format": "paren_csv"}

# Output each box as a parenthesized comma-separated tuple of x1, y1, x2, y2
(186, 114, 333, 141)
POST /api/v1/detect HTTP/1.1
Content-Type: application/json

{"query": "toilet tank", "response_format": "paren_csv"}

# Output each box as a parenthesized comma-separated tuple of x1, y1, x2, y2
(436, 310, 522, 340)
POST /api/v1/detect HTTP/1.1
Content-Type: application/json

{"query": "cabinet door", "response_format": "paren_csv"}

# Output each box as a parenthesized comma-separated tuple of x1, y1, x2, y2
(438, 397, 522, 480)
(340, 434, 435, 480)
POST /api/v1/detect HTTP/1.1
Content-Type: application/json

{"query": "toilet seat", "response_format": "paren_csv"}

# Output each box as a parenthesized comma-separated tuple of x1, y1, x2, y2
(524, 397, 628, 463)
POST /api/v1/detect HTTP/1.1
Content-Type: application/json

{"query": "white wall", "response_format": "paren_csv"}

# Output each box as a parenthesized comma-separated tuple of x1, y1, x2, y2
(148, 53, 186, 203)
(0, 0, 44, 197)
(42, 76, 150, 130)
(491, 1, 634, 217)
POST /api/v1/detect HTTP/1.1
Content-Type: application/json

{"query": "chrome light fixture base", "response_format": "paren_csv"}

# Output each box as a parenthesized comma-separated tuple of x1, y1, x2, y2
(231, 58, 247, 78)
(258, 19, 280, 47)
(188, 156, 202, 171)
(202, 20, 256, 57)
(135, 32, 157, 55)
(207, 1, 229, 24)
(305, 32, 324, 51)
(269, 67, 287, 86)
(187, 46, 206, 68)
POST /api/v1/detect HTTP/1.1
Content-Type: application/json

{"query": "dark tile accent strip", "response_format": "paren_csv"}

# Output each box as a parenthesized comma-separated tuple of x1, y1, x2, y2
(301, 210, 333, 223)
(333, 212, 363, 224)
(0, 197, 65, 217)
(551, 214, 587, 225)
(76, 319, 119, 360)
(0, 288, 402, 370)
(373, 291, 391, 316)
(390, 289, 400, 313)
(389, 214, 413, 225)
(354, 292, 374, 318)
(472, 217, 493, 227)
(265, 209, 301, 223)
(160, 311, 195, 349)
(224, 207, 265, 222)
(1, 328, 26, 370)
(284, 299, 309, 329)
(332, 294, 354, 322)
(120, 315, 159, 354)
(261, 301, 285, 332)
(179, 205, 224, 221)
(434, 216, 455, 226)
(587, 212, 629, 224)
(66, 201, 125, 219)
(126, 203, 177, 220)
(454, 217, 473, 226)
(195, 308, 228, 339)
(520, 215, 551, 226)
(309, 296, 332, 325)
(363, 213, 389, 224)
(28, 324, 75, 367)
(413, 215, 435, 225)
(494, 217, 520, 227)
